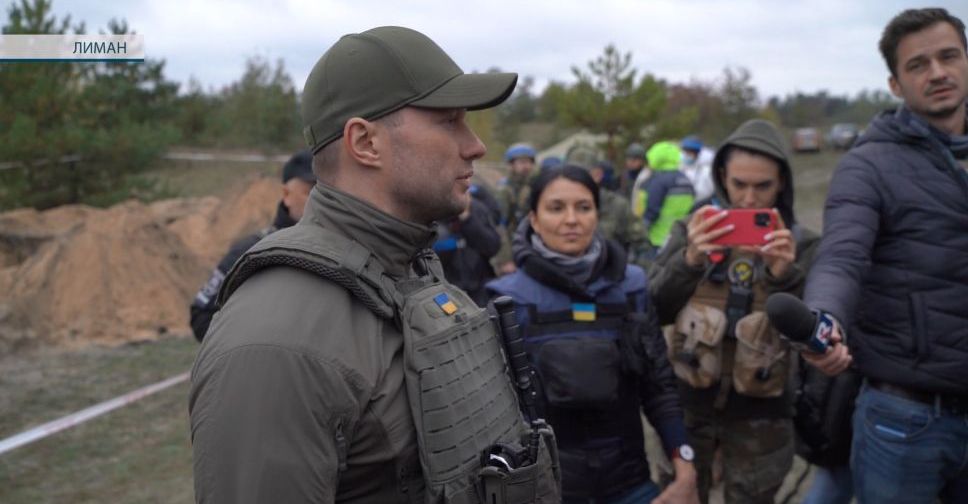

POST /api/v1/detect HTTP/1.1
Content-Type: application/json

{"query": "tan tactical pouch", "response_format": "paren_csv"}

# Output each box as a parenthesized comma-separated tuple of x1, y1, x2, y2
(732, 311, 790, 398)
(664, 302, 726, 388)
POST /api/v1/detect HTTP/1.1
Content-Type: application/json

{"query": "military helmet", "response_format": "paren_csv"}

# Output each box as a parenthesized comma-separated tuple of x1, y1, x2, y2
(625, 142, 647, 159)
(564, 143, 600, 170)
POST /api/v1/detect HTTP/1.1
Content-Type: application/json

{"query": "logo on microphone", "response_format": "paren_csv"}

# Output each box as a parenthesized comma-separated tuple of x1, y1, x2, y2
(812, 311, 836, 353)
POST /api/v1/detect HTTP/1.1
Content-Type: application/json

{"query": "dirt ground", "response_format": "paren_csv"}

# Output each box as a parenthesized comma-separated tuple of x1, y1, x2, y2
(0, 174, 280, 353)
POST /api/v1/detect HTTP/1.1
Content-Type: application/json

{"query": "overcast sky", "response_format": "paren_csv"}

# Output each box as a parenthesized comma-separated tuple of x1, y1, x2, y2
(53, 0, 968, 100)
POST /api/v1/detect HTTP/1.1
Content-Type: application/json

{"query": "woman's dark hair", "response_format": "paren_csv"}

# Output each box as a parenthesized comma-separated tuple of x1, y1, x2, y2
(528, 164, 600, 213)
(716, 144, 787, 186)
(880, 8, 967, 77)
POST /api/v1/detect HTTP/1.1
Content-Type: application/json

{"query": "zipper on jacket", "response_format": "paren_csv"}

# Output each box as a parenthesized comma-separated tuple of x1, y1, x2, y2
(334, 418, 348, 472)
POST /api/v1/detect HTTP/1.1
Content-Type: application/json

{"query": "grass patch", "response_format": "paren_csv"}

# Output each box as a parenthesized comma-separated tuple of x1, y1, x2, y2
(0, 336, 197, 504)
(143, 158, 279, 200)
(790, 150, 841, 232)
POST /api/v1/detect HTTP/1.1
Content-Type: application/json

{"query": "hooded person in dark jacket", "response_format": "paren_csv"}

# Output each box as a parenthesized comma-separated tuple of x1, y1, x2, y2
(648, 119, 820, 504)
(800, 8, 968, 503)
(487, 166, 699, 504)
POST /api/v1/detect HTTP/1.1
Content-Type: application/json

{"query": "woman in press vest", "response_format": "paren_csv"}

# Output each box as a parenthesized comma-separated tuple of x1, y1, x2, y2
(486, 165, 698, 504)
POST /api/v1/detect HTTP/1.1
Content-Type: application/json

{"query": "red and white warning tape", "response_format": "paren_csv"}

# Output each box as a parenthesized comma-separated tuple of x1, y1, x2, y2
(0, 371, 190, 456)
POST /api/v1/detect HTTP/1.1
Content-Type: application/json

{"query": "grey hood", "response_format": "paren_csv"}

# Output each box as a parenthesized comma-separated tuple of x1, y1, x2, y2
(711, 119, 796, 225)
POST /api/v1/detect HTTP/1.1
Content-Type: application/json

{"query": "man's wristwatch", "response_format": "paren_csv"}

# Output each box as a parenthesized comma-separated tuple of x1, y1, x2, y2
(672, 444, 695, 462)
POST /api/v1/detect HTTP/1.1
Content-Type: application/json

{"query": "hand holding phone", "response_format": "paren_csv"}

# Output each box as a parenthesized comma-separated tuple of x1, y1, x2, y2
(701, 208, 778, 246)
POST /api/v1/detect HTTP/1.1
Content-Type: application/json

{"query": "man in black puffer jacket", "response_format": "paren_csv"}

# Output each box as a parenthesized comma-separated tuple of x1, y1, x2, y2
(801, 8, 968, 503)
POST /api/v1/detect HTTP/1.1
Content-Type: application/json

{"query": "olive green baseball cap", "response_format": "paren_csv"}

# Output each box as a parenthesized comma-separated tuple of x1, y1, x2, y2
(302, 26, 518, 154)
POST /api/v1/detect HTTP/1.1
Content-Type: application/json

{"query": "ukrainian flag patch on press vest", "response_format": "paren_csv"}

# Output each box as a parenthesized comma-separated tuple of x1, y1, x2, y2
(572, 302, 596, 322)
(434, 292, 458, 316)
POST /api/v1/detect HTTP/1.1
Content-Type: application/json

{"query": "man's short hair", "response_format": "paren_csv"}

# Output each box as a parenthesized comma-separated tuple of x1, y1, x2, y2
(282, 150, 315, 184)
(879, 8, 967, 77)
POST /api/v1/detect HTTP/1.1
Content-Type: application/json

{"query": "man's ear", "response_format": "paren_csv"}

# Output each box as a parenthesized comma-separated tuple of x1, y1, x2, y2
(888, 75, 902, 99)
(343, 118, 385, 168)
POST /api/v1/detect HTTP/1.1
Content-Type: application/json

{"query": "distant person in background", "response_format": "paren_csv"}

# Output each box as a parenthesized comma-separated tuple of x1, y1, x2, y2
(469, 181, 503, 226)
(565, 143, 654, 265)
(594, 159, 621, 192)
(622, 142, 648, 198)
(188, 150, 314, 342)
(433, 196, 501, 307)
(540, 155, 563, 171)
(631, 141, 695, 254)
(497, 142, 537, 232)
(495, 142, 537, 274)
(679, 136, 716, 202)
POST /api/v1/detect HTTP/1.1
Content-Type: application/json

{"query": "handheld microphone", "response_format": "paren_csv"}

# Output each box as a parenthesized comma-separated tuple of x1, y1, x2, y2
(765, 293, 837, 354)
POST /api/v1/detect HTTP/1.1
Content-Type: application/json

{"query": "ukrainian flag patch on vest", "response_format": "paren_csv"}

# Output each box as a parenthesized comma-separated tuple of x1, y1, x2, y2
(434, 292, 458, 315)
(572, 302, 596, 322)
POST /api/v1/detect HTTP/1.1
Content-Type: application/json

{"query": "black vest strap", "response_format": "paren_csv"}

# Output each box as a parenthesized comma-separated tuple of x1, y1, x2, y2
(525, 302, 628, 336)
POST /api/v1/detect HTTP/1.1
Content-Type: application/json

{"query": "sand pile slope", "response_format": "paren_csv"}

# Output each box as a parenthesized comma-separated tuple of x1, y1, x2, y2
(0, 175, 278, 352)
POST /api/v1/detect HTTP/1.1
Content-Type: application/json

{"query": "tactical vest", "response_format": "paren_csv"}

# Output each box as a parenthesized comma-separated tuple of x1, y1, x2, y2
(488, 269, 652, 500)
(218, 224, 560, 504)
(663, 250, 791, 402)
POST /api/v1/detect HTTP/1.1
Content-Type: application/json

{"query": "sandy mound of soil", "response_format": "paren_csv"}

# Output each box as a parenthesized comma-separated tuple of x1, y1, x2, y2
(0, 175, 279, 352)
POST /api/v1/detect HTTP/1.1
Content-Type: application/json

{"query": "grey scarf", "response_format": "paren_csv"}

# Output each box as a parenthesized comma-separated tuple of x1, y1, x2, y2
(530, 233, 604, 286)
(896, 105, 968, 177)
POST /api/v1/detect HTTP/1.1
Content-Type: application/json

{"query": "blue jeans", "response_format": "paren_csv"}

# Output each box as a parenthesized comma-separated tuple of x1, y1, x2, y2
(607, 480, 661, 504)
(801, 464, 852, 504)
(851, 384, 968, 503)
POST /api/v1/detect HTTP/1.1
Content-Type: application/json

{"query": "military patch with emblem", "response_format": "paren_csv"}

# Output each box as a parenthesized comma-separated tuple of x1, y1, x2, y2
(572, 302, 596, 322)
(727, 258, 755, 285)
(433, 292, 458, 315)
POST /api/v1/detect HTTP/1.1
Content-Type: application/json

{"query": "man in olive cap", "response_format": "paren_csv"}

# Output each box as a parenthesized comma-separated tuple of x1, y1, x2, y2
(190, 26, 560, 503)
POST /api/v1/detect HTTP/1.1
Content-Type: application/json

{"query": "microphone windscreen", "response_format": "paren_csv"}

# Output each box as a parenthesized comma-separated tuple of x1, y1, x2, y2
(766, 292, 816, 343)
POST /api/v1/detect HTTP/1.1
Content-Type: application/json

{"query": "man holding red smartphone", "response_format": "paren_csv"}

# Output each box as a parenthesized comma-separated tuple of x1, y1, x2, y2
(648, 119, 821, 503)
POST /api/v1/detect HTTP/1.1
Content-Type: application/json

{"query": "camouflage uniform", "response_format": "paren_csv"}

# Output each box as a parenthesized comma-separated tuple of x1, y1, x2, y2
(684, 411, 794, 503)
(493, 173, 533, 269)
(496, 173, 532, 236)
(596, 188, 654, 268)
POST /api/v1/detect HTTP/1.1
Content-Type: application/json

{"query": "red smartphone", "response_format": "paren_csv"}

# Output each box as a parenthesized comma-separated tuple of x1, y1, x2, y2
(702, 208, 778, 246)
